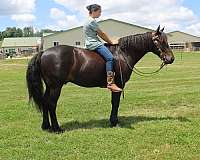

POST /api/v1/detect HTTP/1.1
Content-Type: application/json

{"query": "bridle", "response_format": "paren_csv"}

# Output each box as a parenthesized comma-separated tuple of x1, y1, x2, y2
(116, 32, 167, 77)
(152, 32, 168, 63)
(116, 33, 167, 98)
(152, 32, 163, 53)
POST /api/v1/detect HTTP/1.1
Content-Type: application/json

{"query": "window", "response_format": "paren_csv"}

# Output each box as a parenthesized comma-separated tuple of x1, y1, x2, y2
(54, 41, 59, 46)
(75, 41, 81, 46)
(9, 48, 16, 53)
(170, 43, 185, 50)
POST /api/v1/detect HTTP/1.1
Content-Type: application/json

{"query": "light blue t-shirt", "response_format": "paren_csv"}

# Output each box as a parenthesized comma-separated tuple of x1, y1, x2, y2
(83, 17, 103, 50)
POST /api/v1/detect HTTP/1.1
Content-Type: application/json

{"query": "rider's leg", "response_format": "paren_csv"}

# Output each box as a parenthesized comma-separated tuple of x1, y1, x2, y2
(95, 45, 122, 92)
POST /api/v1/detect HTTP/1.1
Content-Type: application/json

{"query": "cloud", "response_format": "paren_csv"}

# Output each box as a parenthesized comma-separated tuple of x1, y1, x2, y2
(11, 14, 36, 23)
(52, 0, 200, 36)
(53, 0, 86, 11)
(48, 8, 80, 30)
(0, 0, 36, 24)
(185, 23, 200, 36)
(50, 8, 66, 19)
(0, 0, 36, 15)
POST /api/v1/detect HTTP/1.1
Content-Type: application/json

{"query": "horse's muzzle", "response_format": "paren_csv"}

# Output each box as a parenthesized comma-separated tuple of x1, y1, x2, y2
(163, 55, 175, 64)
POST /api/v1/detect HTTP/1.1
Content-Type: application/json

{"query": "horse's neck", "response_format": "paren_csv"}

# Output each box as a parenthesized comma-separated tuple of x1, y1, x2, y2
(122, 33, 152, 66)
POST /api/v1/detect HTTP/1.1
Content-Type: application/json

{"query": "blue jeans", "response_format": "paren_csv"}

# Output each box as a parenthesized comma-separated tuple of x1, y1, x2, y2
(95, 45, 113, 72)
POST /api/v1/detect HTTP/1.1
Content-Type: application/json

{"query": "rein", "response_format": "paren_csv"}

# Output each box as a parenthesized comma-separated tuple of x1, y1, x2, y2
(117, 46, 166, 77)
(132, 63, 165, 76)
(115, 46, 166, 99)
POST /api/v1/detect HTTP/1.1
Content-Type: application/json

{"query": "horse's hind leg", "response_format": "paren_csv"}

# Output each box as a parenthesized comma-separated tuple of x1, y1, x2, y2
(41, 87, 51, 130)
(48, 85, 63, 132)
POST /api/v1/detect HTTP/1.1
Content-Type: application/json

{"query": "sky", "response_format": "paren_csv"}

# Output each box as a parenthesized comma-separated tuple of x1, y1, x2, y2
(0, 0, 200, 36)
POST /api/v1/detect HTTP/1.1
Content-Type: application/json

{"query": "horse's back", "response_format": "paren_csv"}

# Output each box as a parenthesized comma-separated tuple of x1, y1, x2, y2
(40, 45, 107, 87)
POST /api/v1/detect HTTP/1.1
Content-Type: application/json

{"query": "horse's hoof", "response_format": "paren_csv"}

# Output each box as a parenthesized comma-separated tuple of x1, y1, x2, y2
(41, 124, 51, 130)
(110, 123, 121, 128)
(110, 124, 116, 128)
(110, 118, 119, 127)
(110, 121, 118, 127)
(50, 127, 64, 134)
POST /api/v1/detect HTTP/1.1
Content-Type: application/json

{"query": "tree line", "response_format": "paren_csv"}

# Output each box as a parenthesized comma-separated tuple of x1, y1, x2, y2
(0, 27, 57, 41)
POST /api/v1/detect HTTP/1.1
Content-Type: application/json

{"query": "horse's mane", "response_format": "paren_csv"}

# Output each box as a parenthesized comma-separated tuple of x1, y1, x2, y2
(118, 32, 152, 52)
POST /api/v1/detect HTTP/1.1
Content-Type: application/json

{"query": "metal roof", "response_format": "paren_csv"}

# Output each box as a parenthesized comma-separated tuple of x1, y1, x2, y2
(42, 18, 200, 43)
(44, 18, 153, 38)
(2, 37, 41, 48)
(43, 33, 54, 37)
(167, 31, 200, 43)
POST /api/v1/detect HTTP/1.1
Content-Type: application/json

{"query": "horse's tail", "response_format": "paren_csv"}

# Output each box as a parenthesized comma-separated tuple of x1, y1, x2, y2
(26, 52, 44, 111)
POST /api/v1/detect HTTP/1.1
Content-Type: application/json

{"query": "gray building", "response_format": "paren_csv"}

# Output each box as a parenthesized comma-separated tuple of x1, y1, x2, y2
(43, 19, 153, 50)
(168, 31, 200, 51)
(1, 37, 41, 57)
(42, 18, 200, 52)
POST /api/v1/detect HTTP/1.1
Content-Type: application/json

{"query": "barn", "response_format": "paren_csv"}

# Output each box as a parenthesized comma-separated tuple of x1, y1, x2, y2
(42, 19, 153, 50)
(1, 37, 41, 57)
(43, 18, 200, 52)
(168, 31, 200, 52)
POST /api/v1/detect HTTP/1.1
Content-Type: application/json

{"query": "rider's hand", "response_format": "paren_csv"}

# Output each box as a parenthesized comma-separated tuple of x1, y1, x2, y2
(111, 38, 119, 45)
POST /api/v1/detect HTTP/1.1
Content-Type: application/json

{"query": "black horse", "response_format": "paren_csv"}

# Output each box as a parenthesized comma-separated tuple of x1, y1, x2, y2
(26, 26, 174, 132)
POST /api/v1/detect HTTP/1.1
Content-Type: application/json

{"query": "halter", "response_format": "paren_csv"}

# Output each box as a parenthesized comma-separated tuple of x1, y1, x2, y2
(152, 32, 166, 61)
(116, 40, 166, 78)
(115, 43, 166, 99)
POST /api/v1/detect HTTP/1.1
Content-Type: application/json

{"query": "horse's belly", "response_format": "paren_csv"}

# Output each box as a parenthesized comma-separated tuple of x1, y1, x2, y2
(68, 51, 108, 87)
(71, 69, 107, 87)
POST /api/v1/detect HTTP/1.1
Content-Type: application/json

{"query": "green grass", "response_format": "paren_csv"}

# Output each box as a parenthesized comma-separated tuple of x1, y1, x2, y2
(0, 52, 200, 160)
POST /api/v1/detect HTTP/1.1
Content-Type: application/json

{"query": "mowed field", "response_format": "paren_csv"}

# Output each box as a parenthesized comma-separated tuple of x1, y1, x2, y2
(0, 52, 200, 160)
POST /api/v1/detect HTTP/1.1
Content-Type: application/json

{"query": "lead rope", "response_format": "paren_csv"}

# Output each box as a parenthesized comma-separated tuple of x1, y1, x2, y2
(132, 62, 165, 77)
(116, 47, 125, 99)
(118, 47, 166, 77)
(115, 46, 166, 99)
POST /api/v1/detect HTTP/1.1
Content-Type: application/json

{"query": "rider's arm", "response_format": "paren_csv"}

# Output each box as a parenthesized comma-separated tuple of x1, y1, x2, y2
(97, 29, 118, 45)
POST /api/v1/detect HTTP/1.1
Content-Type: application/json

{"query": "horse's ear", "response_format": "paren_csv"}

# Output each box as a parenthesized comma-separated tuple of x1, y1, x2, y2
(161, 27, 165, 32)
(156, 25, 160, 33)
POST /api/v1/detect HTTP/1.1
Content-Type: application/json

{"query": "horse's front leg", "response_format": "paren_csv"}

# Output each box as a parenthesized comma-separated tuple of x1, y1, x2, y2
(110, 92, 122, 127)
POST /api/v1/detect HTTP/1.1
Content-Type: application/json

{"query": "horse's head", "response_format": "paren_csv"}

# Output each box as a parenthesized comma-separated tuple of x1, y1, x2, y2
(152, 26, 174, 64)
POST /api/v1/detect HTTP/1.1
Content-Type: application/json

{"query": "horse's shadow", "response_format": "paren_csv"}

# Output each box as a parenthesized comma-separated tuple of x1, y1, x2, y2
(60, 115, 190, 132)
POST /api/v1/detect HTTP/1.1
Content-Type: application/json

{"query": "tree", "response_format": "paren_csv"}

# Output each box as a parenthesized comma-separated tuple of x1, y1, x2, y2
(1, 31, 8, 39)
(0, 26, 57, 40)
(41, 29, 55, 33)
(23, 27, 34, 37)
(15, 28, 23, 37)
(0, 32, 2, 40)
(34, 31, 42, 37)
(5, 27, 17, 37)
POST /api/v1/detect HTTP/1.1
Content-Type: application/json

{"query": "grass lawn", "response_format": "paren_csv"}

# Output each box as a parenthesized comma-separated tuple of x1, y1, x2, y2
(0, 52, 200, 160)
